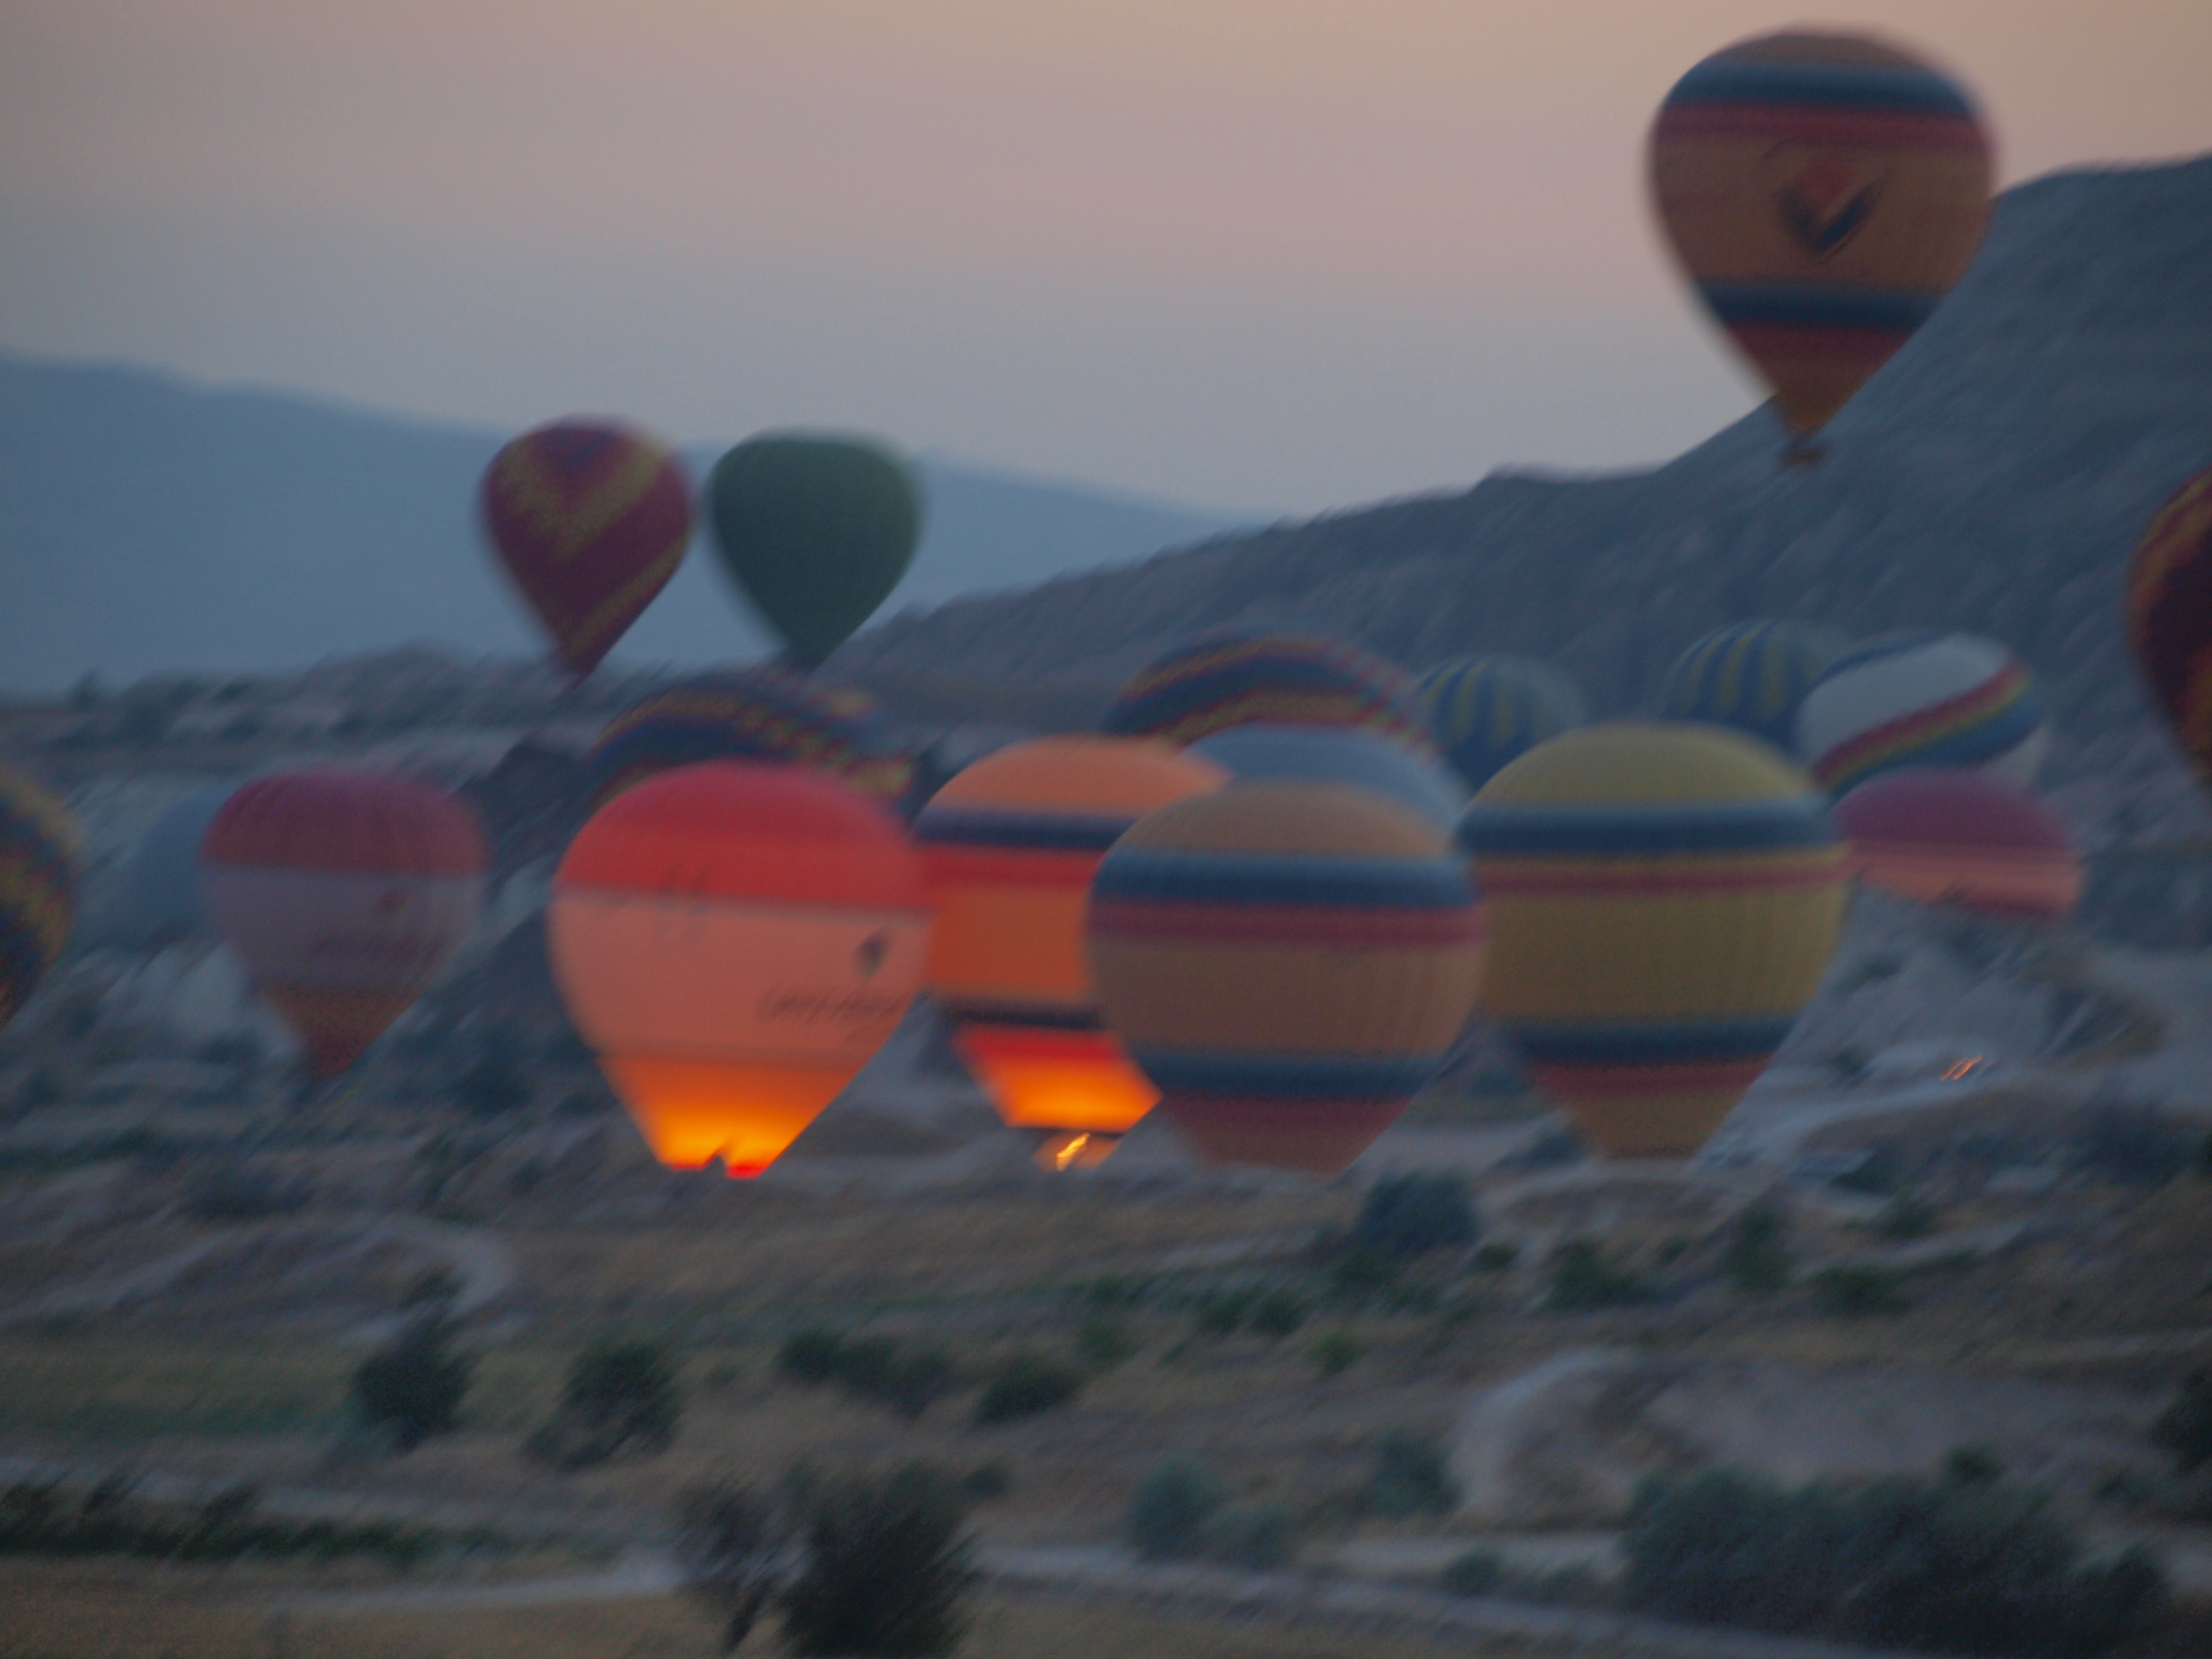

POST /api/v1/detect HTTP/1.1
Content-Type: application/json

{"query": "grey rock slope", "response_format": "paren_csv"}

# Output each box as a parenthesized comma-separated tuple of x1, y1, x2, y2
(0, 355, 1244, 689)
(840, 157, 2212, 834)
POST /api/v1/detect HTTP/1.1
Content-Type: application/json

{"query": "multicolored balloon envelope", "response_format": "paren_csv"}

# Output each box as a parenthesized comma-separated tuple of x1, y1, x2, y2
(1087, 782, 1487, 1176)
(1659, 620, 1852, 751)
(2126, 466, 2212, 796)
(549, 762, 930, 1176)
(706, 435, 921, 668)
(1833, 768, 2079, 920)
(201, 772, 486, 1075)
(1413, 655, 1586, 794)
(586, 668, 912, 808)
(1795, 631, 2045, 797)
(480, 419, 693, 679)
(1104, 631, 1436, 761)
(0, 766, 78, 1035)
(1189, 724, 1464, 833)
(914, 737, 1227, 1167)
(1459, 725, 1845, 1160)
(1648, 31, 1992, 454)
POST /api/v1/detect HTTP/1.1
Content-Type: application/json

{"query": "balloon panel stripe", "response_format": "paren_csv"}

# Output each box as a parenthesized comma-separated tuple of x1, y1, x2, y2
(1458, 799, 1834, 856)
(1087, 899, 1486, 948)
(1699, 286, 1942, 331)
(913, 808, 1136, 851)
(1652, 105, 1983, 149)
(1131, 1050, 1445, 1098)
(1666, 59, 1977, 116)
(1511, 1016, 1798, 1064)
(1091, 852, 1472, 908)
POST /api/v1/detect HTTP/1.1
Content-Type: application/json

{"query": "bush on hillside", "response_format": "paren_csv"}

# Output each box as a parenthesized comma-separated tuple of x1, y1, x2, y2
(1364, 1429, 1458, 1517)
(1624, 1467, 2167, 1658)
(2153, 1371, 2212, 1476)
(1201, 1501, 1295, 1570)
(1545, 1240, 1655, 1310)
(779, 1466, 977, 1657)
(674, 1476, 796, 1655)
(350, 1314, 470, 1452)
(1723, 1206, 1791, 1295)
(1352, 1172, 1479, 1257)
(972, 1352, 1083, 1426)
(528, 1336, 683, 1468)
(1127, 1455, 1225, 1562)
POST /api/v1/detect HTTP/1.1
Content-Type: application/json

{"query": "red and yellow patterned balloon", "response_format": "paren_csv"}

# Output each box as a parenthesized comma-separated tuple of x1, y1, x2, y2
(480, 419, 693, 679)
(0, 765, 78, 1035)
(2127, 466, 2212, 796)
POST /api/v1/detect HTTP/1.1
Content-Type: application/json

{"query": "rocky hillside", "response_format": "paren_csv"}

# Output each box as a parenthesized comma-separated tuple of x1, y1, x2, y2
(839, 156, 2212, 846)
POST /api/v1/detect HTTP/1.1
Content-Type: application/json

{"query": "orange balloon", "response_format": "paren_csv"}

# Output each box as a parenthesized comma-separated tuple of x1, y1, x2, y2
(549, 762, 931, 1176)
(915, 737, 1226, 1165)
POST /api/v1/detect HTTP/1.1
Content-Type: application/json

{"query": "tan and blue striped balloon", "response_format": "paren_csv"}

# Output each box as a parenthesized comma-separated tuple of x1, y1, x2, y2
(1087, 782, 1486, 1176)
(1460, 725, 1844, 1160)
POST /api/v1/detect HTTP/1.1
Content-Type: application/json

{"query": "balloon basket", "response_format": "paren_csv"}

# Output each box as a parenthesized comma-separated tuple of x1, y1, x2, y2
(1034, 1130, 1120, 1171)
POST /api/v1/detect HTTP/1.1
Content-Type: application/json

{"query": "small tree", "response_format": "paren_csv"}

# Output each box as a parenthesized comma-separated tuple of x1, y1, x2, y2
(351, 1313, 470, 1452)
(779, 1466, 977, 1657)
(1353, 1173, 1479, 1258)
(530, 1336, 683, 1466)
(1723, 1205, 1792, 1296)
(972, 1352, 1083, 1426)
(1127, 1454, 1225, 1561)
(675, 1478, 797, 1655)
(1365, 1428, 1459, 1516)
(2153, 1370, 2212, 1475)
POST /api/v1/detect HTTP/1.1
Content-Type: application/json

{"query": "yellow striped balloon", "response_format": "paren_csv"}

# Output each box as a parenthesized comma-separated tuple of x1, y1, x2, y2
(1088, 782, 1487, 1176)
(1458, 724, 1845, 1159)
(0, 765, 78, 1034)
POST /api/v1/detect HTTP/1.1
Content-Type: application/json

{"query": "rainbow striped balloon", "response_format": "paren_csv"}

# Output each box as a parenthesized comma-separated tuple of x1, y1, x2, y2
(1648, 32, 1991, 451)
(1413, 655, 1586, 793)
(915, 736, 1227, 1165)
(480, 419, 693, 679)
(586, 668, 913, 808)
(0, 765, 78, 1035)
(1794, 632, 2045, 797)
(1104, 631, 1437, 761)
(1459, 725, 1845, 1160)
(1087, 782, 1486, 1176)
(2125, 466, 2212, 797)
(1660, 620, 1852, 751)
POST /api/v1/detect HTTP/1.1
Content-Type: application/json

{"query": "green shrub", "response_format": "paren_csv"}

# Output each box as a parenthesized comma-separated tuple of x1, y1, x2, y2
(1076, 1311, 1138, 1370)
(837, 1338, 955, 1422)
(673, 1477, 793, 1657)
(1352, 1173, 1479, 1257)
(1723, 1207, 1791, 1295)
(1364, 1429, 1458, 1517)
(530, 1336, 683, 1466)
(1812, 1265, 1912, 1318)
(1623, 1467, 2168, 1657)
(780, 1466, 977, 1657)
(1471, 1241, 1519, 1273)
(351, 1314, 470, 1452)
(1247, 1289, 1308, 1340)
(2153, 1371, 2212, 1475)
(1193, 1290, 1253, 1335)
(1201, 1501, 1295, 1570)
(1877, 1195, 1938, 1241)
(972, 1352, 1082, 1425)
(1127, 1455, 1225, 1561)
(1308, 1328, 1365, 1378)
(1945, 1444, 2007, 1486)
(958, 1461, 1012, 1501)
(1439, 1548, 1503, 1597)
(1544, 1240, 1654, 1310)
(777, 1327, 847, 1386)
(1324, 1245, 1400, 1302)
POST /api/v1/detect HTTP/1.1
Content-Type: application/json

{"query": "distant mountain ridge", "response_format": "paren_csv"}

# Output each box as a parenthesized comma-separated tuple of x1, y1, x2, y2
(0, 353, 1251, 690)
(840, 156, 2212, 843)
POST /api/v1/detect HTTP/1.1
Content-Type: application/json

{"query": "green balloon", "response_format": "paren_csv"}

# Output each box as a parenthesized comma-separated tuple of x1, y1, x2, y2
(706, 434, 922, 666)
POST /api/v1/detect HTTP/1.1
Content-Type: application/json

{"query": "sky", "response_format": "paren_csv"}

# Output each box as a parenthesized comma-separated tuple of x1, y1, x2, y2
(3, 1, 2207, 514)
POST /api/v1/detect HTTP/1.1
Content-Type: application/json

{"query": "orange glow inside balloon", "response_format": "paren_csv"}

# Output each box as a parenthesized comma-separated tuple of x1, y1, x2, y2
(598, 1056, 857, 1178)
(952, 1025, 1159, 1140)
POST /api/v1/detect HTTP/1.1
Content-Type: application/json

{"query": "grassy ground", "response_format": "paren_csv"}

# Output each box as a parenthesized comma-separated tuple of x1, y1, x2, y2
(0, 1566, 1593, 1659)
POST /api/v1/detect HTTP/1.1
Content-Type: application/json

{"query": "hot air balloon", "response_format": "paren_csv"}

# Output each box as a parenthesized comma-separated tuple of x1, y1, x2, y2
(1659, 620, 1851, 751)
(914, 737, 1227, 1168)
(1649, 31, 1992, 461)
(114, 782, 238, 949)
(1103, 631, 1436, 761)
(1833, 768, 2079, 920)
(1459, 724, 1845, 1159)
(549, 762, 930, 1176)
(706, 435, 921, 667)
(1795, 631, 2045, 797)
(1087, 783, 1486, 1176)
(1413, 655, 1586, 793)
(1189, 724, 1464, 833)
(2125, 465, 2212, 796)
(1, 766, 78, 1036)
(480, 419, 694, 679)
(585, 668, 913, 809)
(201, 771, 486, 1075)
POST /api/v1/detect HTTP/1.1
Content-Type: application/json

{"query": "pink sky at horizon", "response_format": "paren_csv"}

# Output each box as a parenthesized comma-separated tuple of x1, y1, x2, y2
(3, 1, 2206, 511)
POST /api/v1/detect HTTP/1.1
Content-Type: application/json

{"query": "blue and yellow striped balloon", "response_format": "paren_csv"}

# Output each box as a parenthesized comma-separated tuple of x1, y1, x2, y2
(1087, 783, 1487, 1176)
(1414, 655, 1586, 793)
(1458, 724, 1844, 1159)
(0, 765, 78, 1034)
(1659, 620, 1851, 751)
(1103, 631, 1436, 762)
